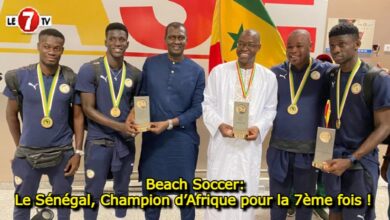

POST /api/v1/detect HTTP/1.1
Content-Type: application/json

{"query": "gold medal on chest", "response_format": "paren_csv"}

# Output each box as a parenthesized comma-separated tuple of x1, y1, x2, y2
(41, 116, 53, 128)
(287, 104, 299, 115)
(110, 107, 121, 117)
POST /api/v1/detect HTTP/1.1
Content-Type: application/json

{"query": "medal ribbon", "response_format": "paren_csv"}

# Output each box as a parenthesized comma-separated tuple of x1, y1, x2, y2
(236, 62, 255, 99)
(37, 64, 60, 118)
(104, 56, 126, 109)
(324, 99, 331, 128)
(289, 58, 312, 106)
(336, 58, 361, 123)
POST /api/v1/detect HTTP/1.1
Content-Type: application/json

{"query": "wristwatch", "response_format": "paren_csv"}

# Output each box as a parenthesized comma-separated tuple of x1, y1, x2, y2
(75, 149, 84, 156)
(167, 119, 173, 130)
(347, 155, 357, 164)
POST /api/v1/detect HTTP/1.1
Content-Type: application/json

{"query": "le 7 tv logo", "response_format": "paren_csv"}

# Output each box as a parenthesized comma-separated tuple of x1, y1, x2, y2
(6, 7, 51, 33)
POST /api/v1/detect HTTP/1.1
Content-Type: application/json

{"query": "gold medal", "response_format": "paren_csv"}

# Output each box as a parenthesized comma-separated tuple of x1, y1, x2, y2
(125, 78, 133, 88)
(319, 131, 332, 143)
(41, 116, 53, 128)
(104, 56, 127, 120)
(288, 59, 312, 116)
(37, 64, 60, 130)
(287, 104, 298, 115)
(310, 71, 321, 80)
(110, 107, 121, 117)
(59, 84, 70, 94)
(336, 119, 341, 129)
(351, 83, 361, 94)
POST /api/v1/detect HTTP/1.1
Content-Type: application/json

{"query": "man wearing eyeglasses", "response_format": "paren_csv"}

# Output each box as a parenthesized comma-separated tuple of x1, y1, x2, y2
(202, 29, 278, 219)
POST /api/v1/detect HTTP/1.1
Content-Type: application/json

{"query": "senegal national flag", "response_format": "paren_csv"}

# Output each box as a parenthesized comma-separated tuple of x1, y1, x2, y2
(209, 0, 286, 72)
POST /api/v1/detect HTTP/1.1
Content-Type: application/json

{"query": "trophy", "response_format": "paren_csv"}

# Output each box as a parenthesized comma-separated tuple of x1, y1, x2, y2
(134, 96, 150, 132)
(312, 127, 335, 169)
(233, 101, 249, 139)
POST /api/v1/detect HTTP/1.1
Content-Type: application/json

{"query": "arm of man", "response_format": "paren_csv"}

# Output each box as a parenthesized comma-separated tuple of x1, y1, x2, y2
(250, 71, 278, 142)
(325, 108, 390, 176)
(378, 71, 390, 181)
(325, 72, 390, 176)
(381, 145, 390, 182)
(64, 104, 84, 176)
(73, 104, 84, 151)
(202, 66, 232, 137)
(6, 99, 21, 147)
(150, 67, 206, 135)
(175, 68, 206, 126)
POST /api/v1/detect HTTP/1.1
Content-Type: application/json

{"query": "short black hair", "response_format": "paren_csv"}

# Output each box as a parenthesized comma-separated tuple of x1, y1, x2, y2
(165, 22, 186, 38)
(105, 22, 128, 37)
(329, 22, 359, 40)
(38, 28, 65, 41)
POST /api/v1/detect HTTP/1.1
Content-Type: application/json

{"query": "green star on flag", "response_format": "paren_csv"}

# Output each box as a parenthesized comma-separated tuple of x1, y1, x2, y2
(228, 24, 244, 51)
(208, 0, 286, 72)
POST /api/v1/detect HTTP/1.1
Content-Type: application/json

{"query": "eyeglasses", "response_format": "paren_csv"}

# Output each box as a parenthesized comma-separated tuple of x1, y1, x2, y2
(237, 41, 259, 48)
(167, 35, 186, 41)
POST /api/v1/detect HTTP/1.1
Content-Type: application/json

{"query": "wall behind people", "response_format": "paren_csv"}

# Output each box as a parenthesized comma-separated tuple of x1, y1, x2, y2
(327, 0, 390, 68)
(0, 0, 389, 182)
